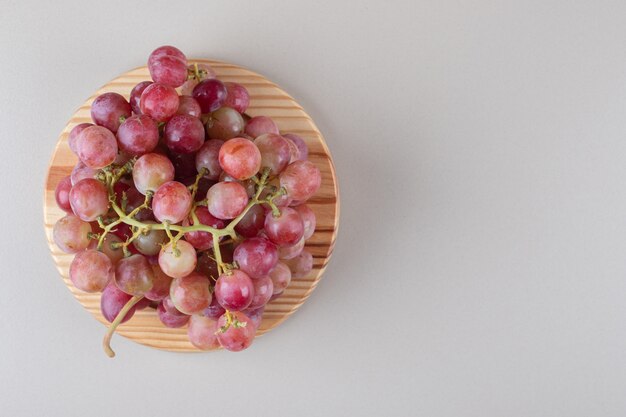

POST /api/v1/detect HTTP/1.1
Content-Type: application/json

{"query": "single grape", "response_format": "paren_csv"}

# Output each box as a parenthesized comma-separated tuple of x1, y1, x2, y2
(248, 276, 274, 309)
(164, 114, 205, 154)
(53, 214, 92, 253)
(129, 81, 153, 114)
(223, 82, 250, 114)
(100, 283, 136, 323)
(284, 250, 313, 278)
(135, 298, 152, 310)
(157, 302, 190, 328)
(180, 63, 217, 95)
(159, 240, 197, 278)
(69, 178, 109, 222)
(206, 181, 249, 220)
(170, 272, 212, 315)
(68, 123, 93, 155)
(269, 262, 291, 294)
(133, 221, 168, 256)
(254, 133, 291, 175)
(70, 161, 97, 185)
(282, 133, 309, 161)
(55, 175, 73, 213)
(176, 95, 202, 118)
(218, 137, 262, 180)
(77, 125, 118, 169)
(242, 306, 264, 330)
(131, 154, 174, 196)
(264, 207, 304, 246)
(152, 181, 192, 224)
(116, 114, 159, 156)
(279, 160, 322, 201)
(293, 204, 316, 239)
(148, 45, 188, 88)
(278, 236, 304, 260)
(140, 83, 179, 122)
(245, 116, 279, 138)
(188, 315, 220, 350)
(206, 107, 245, 140)
(233, 237, 279, 279)
(234, 204, 265, 238)
(90, 92, 131, 133)
(168, 151, 198, 180)
(162, 295, 187, 316)
(145, 264, 173, 301)
(90, 233, 124, 264)
(195, 139, 224, 180)
(216, 311, 255, 352)
(115, 254, 154, 296)
(183, 206, 225, 250)
(214, 270, 254, 311)
(202, 295, 226, 320)
(69, 249, 113, 292)
(192, 78, 227, 113)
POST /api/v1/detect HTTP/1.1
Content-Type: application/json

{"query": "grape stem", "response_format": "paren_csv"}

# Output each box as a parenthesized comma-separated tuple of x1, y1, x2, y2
(103, 295, 144, 358)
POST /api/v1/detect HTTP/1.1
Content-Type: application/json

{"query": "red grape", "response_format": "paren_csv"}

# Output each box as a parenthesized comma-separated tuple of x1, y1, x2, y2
(70, 161, 97, 185)
(68, 123, 93, 154)
(216, 311, 255, 352)
(69, 249, 113, 292)
(116, 115, 159, 156)
(192, 79, 227, 113)
(55, 175, 73, 213)
(159, 240, 197, 278)
(69, 178, 109, 222)
(101, 283, 137, 323)
(242, 306, 265, 330)
(218, 137, 261, 180)
(282, 133, 309, 161)
(279, 160, 321, 201)
(206, 107, 244, 140)
(152, 181, 192, 224)
(148, 45, 188, 88)
(223, 82, 250, 114)
(164, 114, 205, 154)
(264, 207, 304, 246)
(278, 237, 304, 260)
(170, 272, 212, 315)
(176, 95, 202, 118)
(245, 116, 279, 138)
(248, 276, 274, 309)
(195, 139, 224, 180)
(234, 204, 265, 238)
(140, 83, 179, 122)
(157, 302, 189, 328)
(285, 250, 313, 278)
(206, 181, 249, 220)
(233, 237, 279, 279)
(188, 315, 220, 350)
(90, 92, 131, 133)
(202, 295, 226, 320)
(115, 254, 154, 296)
(133, 221, 168, 256)
(180, 63, 216, 95)
(183, 206, 225, 250)
(132, 153, 175, 195)
(269, 262, 291, 294)
(129, 81, 152, 114)
(214, 270, 254, 311)
(144, 264, 173, 301)
(254, 133, 291, 175)
(53, 214, 92, 253)
(77, 125, 118, 169)
(293, 204, 316, 239)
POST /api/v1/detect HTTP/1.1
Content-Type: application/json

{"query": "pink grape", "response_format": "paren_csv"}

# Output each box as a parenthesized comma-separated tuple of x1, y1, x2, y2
(77, 125, 118, 169)
(148, 45, 188, 88)
(180, 63, 216, 95)
(157, 302, 189, 328)
(248, 276, 274, 309)
(152, 181, 192, 223)
(90, 92, 131, 133)
(188, 315, 220, 350)
(145, 264, 173, 301)
(159, 240, 197, 278)
(223, 82, 250, 114)
(214, 270, 254, 311)
(100, 283, 136, 323)
(133, 221, 168, 256)
(282, 133, 309, 161)
(264, 207, 304, 246)
(202, 295, 226, 320)
(69, 249, 113, 292)
(278, 237, 304, 260)
(55, 175, 73, 213)
(269, 262, 291, 294)
(195, 139, 224, 180)
(69, 178, 109, 222)
(242, 306, 264, 330)
(163, 295, 186, 316)
(206, 107, 244, 140)
(115, 254, 154, 296)
(218, 137, 261, 180)
(234, 204, 265, 238)
(280, 160, 322, 201)
(245, 116, 279, 138)
(294, 204, 316, 239)
(140, 83, 179, 122)
(164, 114, 205, 154)
(53, 214, 92, 253)
(216, 311, 255, 352)
(68, 123, 93, 154)
(170, 272, 212, 315)
(285, 250, 313, 278)
(192, 78, 227, 113)
(132, 153, 175, 195)
(129, 81, 152, 114)
(116, 115, 159, 156)
(206, 181, 249, 220)
(183, 206, 225, 250)
(176, 95, 202, 118)
(254, 133, 291, 175)
(233, 237, 279, 279)
(70, 161, 97, 185)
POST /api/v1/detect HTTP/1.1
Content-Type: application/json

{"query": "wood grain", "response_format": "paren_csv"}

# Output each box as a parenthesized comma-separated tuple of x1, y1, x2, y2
(43, 60, 339, 352)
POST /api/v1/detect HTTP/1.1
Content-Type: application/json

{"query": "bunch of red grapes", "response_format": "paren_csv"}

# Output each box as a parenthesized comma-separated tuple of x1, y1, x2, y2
(52, 46, 321, 356)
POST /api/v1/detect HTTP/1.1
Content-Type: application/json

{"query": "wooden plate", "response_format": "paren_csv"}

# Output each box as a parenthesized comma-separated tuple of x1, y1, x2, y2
(43, 60, 339, 352)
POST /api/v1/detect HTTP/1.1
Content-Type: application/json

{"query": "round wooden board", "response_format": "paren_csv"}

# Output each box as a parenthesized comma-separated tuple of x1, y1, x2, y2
(43, 60, 339, 352)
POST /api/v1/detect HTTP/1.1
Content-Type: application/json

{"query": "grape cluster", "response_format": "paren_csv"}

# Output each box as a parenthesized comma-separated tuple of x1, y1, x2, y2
(53, 46, 321, 356)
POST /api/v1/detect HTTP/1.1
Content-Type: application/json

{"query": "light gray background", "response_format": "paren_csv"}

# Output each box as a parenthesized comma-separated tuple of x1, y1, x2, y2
(1, 0, 626, 415)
